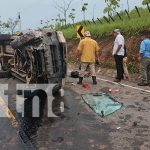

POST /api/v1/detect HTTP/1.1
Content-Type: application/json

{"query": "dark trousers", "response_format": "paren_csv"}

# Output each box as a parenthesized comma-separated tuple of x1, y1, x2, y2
(114, 55, 124, 80)
(140, 58, 150, 83)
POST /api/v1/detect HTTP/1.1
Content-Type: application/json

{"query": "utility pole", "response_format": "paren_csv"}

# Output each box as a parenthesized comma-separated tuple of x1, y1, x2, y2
(18, 12, 22, 31)
(127, 0, 130, 12)
(92, 4, 96, 20)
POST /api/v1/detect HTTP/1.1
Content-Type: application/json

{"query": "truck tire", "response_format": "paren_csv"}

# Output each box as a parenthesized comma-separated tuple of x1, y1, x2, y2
(52, 84, 64, 97)
(0, 70, 11, 78)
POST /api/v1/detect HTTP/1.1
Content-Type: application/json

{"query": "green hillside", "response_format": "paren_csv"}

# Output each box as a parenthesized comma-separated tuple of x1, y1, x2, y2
(61, 8, 150, 40)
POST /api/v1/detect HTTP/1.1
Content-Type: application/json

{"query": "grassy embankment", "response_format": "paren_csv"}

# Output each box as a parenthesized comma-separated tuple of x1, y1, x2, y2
(61, 8, 150, 73)
(62, 8, 150, 40)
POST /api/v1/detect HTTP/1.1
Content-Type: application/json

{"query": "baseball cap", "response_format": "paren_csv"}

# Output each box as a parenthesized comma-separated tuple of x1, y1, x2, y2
(113, 29, 121, 33)
(85, 31, 91, 37)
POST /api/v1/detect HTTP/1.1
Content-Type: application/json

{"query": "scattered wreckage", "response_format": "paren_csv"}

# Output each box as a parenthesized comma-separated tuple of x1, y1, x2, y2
(0, 34, 14, 78)
(0, 29, 67, 93)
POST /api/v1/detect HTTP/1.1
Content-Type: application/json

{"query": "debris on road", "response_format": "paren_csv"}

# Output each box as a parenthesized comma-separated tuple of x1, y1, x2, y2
(82, 93, 123, 117)
(83, 83, 90, 88)
(116, 127, 121, 130)
(70, 71, 79, 78)
(133, 121, 138, 127)
(71, 82, 77, 86)
(109, 88, 120, 94)
(100, 87, 110, 94)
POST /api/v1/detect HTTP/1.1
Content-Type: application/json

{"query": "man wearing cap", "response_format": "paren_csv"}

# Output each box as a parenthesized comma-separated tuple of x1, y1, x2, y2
(138, 33, 150, 86)
(77, 31, 100, 85)
(113, 29, 125, 82)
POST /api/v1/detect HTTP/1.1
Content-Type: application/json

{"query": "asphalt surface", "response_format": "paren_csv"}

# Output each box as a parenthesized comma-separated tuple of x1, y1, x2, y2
(0, 117, 25, 150)
(0, 76, 150, 150)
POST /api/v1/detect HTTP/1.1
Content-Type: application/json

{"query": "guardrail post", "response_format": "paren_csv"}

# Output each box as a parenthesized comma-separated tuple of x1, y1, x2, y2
(97, 18, 103, 24)
(147, 3, 150, 13)
(88, 21, 91, 25)
(125, 9, 130, 19)
(135, 6, 141, 17)
(117, 12, 123, 21)
(92, 19, 96, 24)
(109, 15, 115, 22)
(103, 16, 110, 23)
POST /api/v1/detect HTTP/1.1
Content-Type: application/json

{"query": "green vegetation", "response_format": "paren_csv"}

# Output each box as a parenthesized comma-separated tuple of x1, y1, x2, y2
(0, 18, 19, 34)
(64, 7, 150, 72)
(61, 8, 150, 40)
(104, 0, 121, 16)
(81, 3, 88, 21)
(142, 0, 150, 5)
(128, 62, 139, 74)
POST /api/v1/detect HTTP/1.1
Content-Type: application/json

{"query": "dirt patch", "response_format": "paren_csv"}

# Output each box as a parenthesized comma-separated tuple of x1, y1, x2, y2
(67, 32, 150, 72)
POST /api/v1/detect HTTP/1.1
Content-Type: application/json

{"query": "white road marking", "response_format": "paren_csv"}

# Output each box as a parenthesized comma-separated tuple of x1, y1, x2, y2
(97, 78, 150, 93)
(0, 97, 18, 128)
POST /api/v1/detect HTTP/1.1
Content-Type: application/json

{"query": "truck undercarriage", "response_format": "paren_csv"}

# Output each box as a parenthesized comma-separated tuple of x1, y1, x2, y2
(10, 29, 67, 85)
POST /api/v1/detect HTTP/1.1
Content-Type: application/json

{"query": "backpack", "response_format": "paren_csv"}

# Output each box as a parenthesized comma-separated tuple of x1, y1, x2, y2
(71, 71, 79, 78)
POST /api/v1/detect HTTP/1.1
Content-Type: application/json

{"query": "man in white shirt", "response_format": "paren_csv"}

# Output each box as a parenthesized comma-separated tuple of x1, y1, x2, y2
(113, 29, 125, 82)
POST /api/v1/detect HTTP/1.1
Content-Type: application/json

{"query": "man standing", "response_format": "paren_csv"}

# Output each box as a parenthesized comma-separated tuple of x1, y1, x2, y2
(113, 29, 125, 82)
(138, 33, 150, 86)
(77, 31, 100, 85)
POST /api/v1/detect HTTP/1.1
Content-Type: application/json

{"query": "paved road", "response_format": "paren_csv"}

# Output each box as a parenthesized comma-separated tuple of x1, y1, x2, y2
(0, 117, 25, 150)
(0, 76, 150, 150)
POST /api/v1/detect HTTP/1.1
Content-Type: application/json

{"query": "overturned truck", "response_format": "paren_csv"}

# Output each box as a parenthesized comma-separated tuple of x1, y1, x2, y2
(10, 29, 67, 86)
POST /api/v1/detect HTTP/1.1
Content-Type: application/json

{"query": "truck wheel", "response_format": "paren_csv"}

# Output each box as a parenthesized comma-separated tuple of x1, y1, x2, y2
(0, 70, 11, 78)
(52, 84, 64, 97)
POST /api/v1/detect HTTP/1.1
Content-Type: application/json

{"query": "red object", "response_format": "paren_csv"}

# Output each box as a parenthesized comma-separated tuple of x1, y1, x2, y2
(83, 83, 90, 89)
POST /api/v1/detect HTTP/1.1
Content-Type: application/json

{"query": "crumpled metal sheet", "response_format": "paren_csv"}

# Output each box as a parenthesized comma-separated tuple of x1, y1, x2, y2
(10, 32, 36, 49)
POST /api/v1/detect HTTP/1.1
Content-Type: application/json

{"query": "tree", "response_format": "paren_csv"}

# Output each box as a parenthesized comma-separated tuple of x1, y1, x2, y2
(69, 9, 76, 24)
(142, 0, 150, 5)
(0, 18, 19, 34)
(51, 14, 66, 28)
(54, 0, 73, 26)
(104, 0, 120, 16)
(142, 0, 150, 12)
(0, 20, 3, 33)
(81, 3, 88, 21)
(59, 18, 66, 26)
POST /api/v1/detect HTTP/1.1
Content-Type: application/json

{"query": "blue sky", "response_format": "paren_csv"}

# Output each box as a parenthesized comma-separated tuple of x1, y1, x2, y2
(0, 0, 143, 30)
